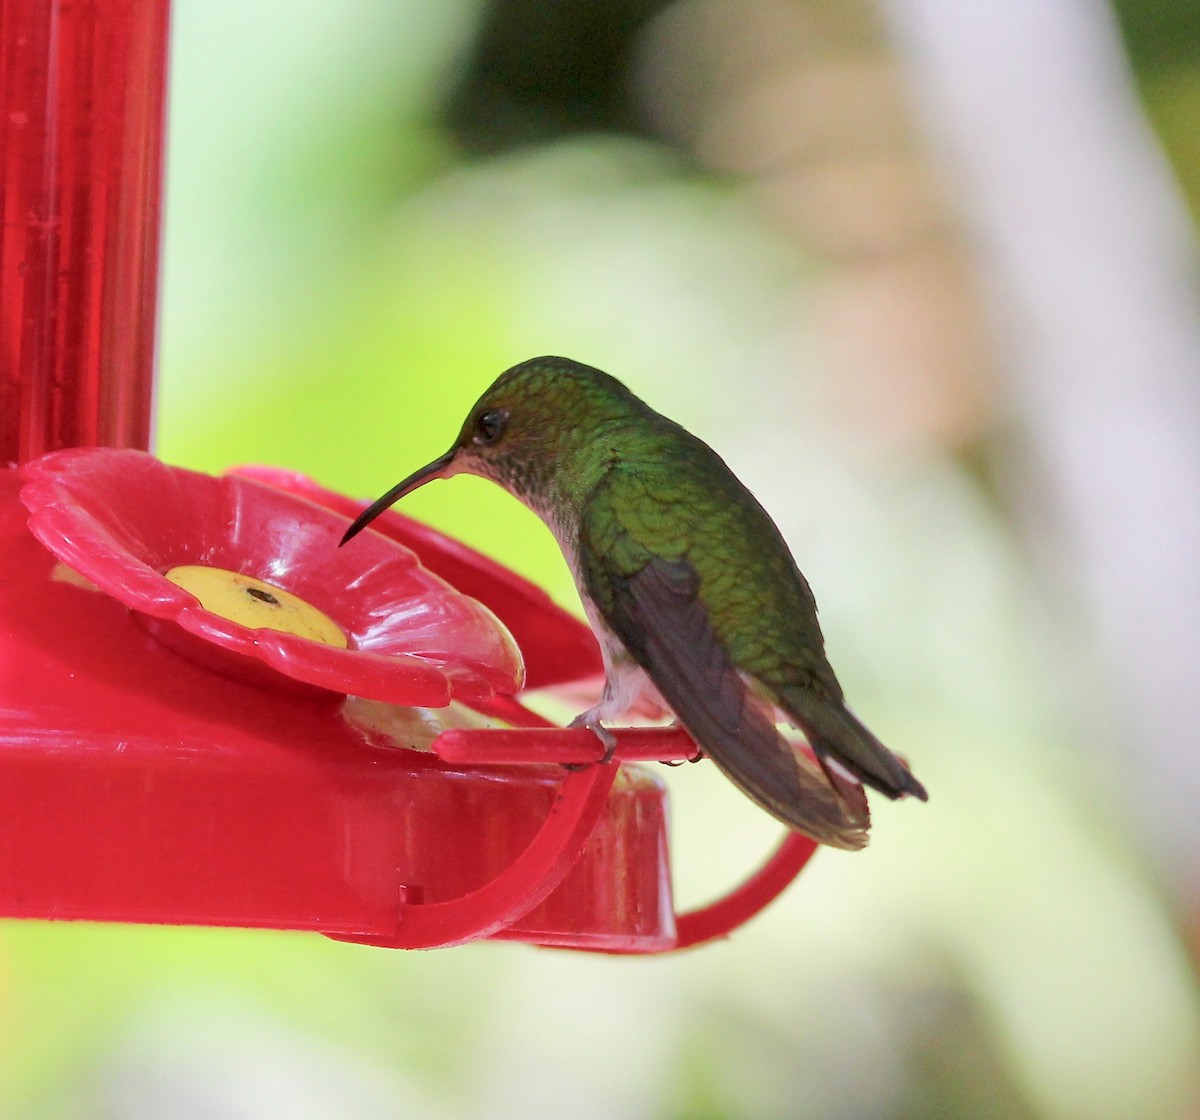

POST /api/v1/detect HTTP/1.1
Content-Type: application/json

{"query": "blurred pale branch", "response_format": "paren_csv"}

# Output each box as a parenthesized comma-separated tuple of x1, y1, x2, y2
(881, 0, 1200, 893)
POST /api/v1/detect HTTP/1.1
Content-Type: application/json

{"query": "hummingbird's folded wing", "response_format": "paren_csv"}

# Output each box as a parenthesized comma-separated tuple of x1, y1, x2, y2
(601, 555, 870, 850)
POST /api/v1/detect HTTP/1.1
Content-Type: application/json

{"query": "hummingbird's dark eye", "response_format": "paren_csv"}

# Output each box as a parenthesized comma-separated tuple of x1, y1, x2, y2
(473, 408, 508, 445)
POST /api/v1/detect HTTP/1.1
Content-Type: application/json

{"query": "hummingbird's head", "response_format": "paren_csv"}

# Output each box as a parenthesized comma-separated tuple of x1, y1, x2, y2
(340, 357, 643, 545)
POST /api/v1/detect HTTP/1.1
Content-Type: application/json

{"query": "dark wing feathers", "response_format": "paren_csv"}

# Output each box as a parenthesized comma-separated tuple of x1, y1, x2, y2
(776, 682, 929, 802)
(602, 555, 870, 851)
(577, 460, 925, 843)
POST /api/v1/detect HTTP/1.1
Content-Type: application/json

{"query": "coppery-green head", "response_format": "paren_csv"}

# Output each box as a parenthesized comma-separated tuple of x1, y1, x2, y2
(340, 356, 645, 545)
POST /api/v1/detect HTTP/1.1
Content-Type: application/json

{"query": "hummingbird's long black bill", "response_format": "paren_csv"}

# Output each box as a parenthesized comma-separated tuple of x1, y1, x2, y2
(339, 449, 457, 546)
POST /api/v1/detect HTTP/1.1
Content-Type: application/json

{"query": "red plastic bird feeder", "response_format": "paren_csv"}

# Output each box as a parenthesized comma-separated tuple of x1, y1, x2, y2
(0, 0, 817, 952)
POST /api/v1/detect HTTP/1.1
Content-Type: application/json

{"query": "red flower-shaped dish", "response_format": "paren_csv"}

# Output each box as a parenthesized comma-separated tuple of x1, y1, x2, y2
(19, 448, 524, 705)
(234, 464, 604, 692)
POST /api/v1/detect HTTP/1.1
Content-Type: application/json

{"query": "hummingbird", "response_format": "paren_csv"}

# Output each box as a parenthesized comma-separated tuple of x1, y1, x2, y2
(341, 357, 927, 848)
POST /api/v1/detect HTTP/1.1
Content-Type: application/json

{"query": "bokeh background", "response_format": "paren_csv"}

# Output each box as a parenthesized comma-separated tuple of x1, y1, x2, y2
(4, 0, 1200, 1116)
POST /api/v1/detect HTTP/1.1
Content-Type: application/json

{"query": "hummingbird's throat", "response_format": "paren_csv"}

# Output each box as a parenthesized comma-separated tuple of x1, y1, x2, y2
(480, 455, 562, 523)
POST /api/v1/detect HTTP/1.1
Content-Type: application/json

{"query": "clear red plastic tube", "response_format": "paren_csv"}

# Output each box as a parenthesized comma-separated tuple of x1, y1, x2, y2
(1, 0, 169, 464)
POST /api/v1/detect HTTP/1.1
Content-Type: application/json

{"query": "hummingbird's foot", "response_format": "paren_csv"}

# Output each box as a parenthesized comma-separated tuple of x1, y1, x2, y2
(566, 710, 619, 767)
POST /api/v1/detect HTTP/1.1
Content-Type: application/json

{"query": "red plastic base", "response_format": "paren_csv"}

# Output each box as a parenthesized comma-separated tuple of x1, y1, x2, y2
(0, 468, 675, 950)
(0, 460, 819, 952)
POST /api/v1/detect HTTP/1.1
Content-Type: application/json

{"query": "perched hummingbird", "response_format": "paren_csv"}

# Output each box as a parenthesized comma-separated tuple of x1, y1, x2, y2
(341, 357, 927, 848)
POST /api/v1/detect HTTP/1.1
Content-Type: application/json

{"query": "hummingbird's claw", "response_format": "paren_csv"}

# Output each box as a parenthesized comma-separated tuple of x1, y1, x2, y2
(567, 711, 618, 767)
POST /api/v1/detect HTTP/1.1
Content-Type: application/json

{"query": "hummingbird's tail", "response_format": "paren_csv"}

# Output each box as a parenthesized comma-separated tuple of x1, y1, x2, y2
(780, 690, 928, 802)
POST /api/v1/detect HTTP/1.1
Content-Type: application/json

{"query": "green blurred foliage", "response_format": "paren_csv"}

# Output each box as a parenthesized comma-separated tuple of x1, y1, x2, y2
(1111, 0, 1200, 70)
(1113, 0, 1200, 216)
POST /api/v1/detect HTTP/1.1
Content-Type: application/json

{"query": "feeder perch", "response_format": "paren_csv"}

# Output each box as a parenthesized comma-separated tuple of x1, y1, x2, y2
(0, 0, 818, 953)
